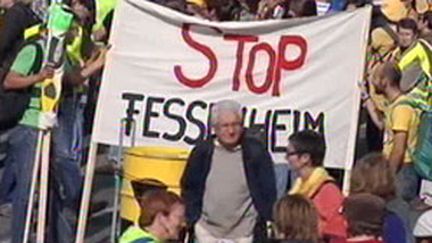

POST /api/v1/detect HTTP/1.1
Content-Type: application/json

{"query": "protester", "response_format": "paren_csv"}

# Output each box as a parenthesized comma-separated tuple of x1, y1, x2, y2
(0, 0, 429, 242)
(49, 0, 108, 240)
(350, 153, 409, 243)
(0, 0, 42, 210)
(287, 130, 346, 242)
(363, 62, 421, 203)
(120, 190, 186, 243)
(393, 18, 432, 94)
(180, 99, 277, 243)
(273, 194, 320, 243)
(1, 4, 78, 242)
(364, 27, 396, 152)
(337, 193, 387, 243)
(2, 30, 55, 243)
(395, 16, 432, 113)
(392, 18, 419, 62)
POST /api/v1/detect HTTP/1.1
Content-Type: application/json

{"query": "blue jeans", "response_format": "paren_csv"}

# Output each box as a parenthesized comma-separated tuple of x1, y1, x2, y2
(396, 164, 420, 203)
(50, 95, 84, 243)
(0, 129, 15, 205)
(6, 125, 39, 243)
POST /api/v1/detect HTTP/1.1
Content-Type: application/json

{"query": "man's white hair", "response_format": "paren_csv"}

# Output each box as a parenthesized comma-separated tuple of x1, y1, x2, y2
(210, 100, 242, 126)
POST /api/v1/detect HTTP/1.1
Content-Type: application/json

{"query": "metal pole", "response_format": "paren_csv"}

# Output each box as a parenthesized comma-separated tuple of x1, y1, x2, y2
(111, 117, 137, 242)
(110, 119, 125, 243)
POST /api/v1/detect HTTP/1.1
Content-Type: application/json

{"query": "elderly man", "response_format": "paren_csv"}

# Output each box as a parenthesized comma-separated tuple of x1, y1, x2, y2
(181, 100, 276, 243)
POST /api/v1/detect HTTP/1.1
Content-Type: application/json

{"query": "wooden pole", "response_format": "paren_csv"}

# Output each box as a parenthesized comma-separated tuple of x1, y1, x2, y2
(36, 131, 51, 243)
(23, 131, 43, 243)
(75, 141, 98, 243)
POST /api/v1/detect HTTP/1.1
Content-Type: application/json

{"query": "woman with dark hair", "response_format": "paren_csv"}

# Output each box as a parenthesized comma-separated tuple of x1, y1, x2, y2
(286, 130, 346, 242)
(273, 194, 320, 243)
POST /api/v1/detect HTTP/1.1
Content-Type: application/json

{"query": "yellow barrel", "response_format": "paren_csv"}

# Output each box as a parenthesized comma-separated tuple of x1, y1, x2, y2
(120, 146, 189, 223)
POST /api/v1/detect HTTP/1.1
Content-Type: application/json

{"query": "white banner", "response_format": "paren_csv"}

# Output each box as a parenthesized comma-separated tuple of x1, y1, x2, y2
(93, 0, 371, 168)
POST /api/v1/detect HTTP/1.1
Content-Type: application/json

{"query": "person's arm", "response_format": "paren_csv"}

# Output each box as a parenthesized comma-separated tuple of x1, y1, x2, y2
(63, 46, 108, 85)
(180, 143, 207, 226)
(363, 98, 385, 130)
(389, 131, 408, 172)
(359, 80, 384, 129)
(3, 44, 54, 90)
(3, 67, 53, 90)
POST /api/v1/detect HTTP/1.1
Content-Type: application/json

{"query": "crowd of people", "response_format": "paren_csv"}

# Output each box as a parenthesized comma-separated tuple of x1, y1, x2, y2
(117, 0, 432, 241)
(0, 0, 431, 242)
(121, 99, 432, 243)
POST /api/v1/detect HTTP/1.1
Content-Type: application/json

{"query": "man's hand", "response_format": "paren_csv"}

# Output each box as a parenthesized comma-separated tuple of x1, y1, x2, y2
(37, 66, 55, 81)
(86, 45, 110, 68)
(92, 45, 109, 69)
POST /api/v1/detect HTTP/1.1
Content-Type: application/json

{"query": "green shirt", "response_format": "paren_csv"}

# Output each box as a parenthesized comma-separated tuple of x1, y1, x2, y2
(10, 41, 44, 129)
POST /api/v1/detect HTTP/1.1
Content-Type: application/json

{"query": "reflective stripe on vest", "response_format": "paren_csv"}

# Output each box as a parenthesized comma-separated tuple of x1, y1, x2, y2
(24, 24, 42, 40)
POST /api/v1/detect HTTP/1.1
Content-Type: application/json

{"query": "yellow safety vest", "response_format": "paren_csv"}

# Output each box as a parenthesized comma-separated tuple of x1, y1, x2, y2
(93, 0, 117, 32)
(398, 40, 432, 111)
(119, 226, 161, 243)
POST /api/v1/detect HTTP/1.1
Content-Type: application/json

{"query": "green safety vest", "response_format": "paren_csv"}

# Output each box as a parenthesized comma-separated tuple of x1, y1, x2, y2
(119, 226, 161, 243)
(24, 23, 84, 65)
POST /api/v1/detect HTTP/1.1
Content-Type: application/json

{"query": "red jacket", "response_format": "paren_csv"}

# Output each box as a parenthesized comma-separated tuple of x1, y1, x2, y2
(311, 182, 346, 239)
